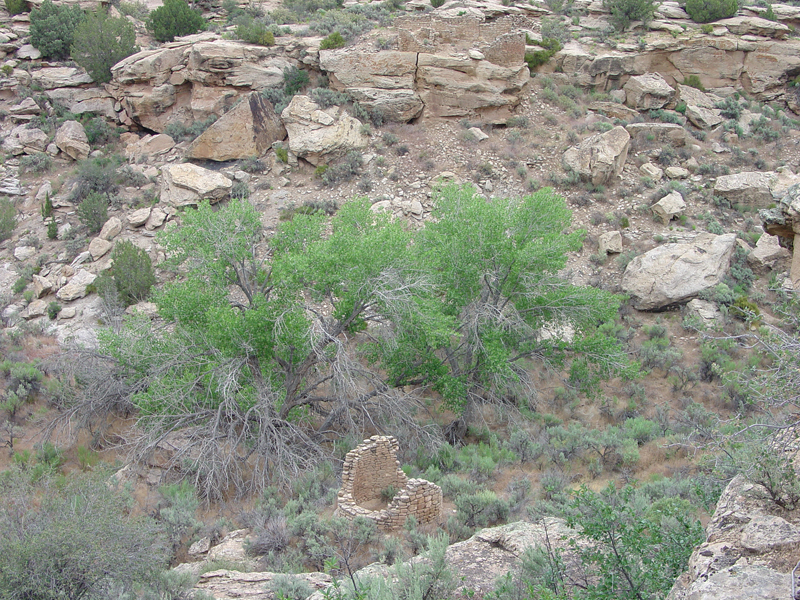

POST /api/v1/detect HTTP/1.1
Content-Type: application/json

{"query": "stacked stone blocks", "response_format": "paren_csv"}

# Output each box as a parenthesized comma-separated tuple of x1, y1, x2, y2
(336, 435, 443, 532)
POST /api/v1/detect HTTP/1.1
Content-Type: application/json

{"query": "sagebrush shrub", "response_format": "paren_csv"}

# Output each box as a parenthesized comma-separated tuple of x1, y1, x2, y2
(71, 10, 138, 84)
(234, 16, 275, 45)
(30, 0, 84, 59)
(0, 197, 15, 242)
(685, 0, 737, 22)
(146, 0, 205, 42)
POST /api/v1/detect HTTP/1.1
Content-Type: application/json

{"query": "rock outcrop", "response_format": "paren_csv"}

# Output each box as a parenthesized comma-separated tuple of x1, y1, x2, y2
(562, 125, 630, 185)
(160, 163, 233, 207)
(622, 233, 737, 310)
(281, 95, 369, 166)
(187, 92, 286, 161)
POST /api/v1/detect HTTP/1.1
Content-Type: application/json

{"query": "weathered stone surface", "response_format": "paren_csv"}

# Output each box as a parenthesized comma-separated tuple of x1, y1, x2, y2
(14, 246, 36, 261)
(110, 36, 298, 132)
(99, 217, 123, 241)
(665, 166, 689, 179)
(319, 50, 424, 122)
(127, 207, 151, 227)
(187, 92, 286, 161)
(622, 234, 737, 310)
(22, 299, 48, 320)
(640, 162, 664, 181)
(468, 126, 488, 141)
(88, 237, 113, 261)
(416, 53, 529, 122)
(626, 122, 687, 146)
(588, 101, 638, 120)
(624, 73, 675, 111)
(686, 104, 724, 129)
(652, 190, 686, 224)
(124, 133, 176, 161)
(714, 171, 774, 208)
(194, 570, 331, 600)
(206, 530, 254, 566)
(740, 515, 800, 553)
(562, 125, 630, 185)
(32, 67, 93, 89)
(45, 87, 116, 119)
(160, 163, 233, 207)
(55, 120, 90, 161)
(18, 128, 48, 152)
(281, 95, 369, 166)
(598, 230, 623, 254)
(748, 232, 790, 272)
(56, 269, 97, 302)
(685, 298, 722, 327)
(675, 566, 790, 600)
(31, 274, 52, 299)
(188, 537, 211, 556)
(145, 207, 167, 230)
(718, 16, 790, 39)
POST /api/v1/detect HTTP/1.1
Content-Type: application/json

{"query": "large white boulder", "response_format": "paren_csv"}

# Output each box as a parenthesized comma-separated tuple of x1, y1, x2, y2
(622, 233, 737, 310)
(160, 163, 233, 207)
(562, 126, 630, 186)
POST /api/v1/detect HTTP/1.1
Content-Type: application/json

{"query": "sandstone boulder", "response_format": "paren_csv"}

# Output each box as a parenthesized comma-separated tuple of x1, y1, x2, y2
(622, 233, 737, 310)
(718, 15, 790, 38)
(281, 95, 369, 166)
(45, 87, 116, 119)
(319, 50, 424, 122)
(562, 125, 630, 185)
(187, 92, 286, 161)
(685, 298, 722, 327)
(625, 123, 687, 146)
(88, 238, 113, 261)
(599, 231, 623, 254)
(714, 171, 774, 208)
(99, 217, 123, 241)
(57, 269, 97, 302)
(748, 232, 790, 273)
(624, 73, 675, 111)
(160, 163, 233, 207)
(18, 128, 49, 153)
(55, 120, 90, 161)
(32, 67, 93, 90)
(686, 104, 724, 129)
(127, 207, 151, 227)
(652, 190, 686, 224)
(640, 163, 663, 181)
(124, 133, 175, 161)
(31, 274, 53, 299)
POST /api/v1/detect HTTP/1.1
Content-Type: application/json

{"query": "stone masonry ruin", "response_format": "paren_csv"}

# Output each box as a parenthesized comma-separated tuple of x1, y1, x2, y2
(335, 436, 443, 531)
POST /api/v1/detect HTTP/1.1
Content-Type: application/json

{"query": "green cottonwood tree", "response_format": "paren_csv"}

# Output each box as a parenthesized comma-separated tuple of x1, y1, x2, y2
(55, 186, 633, 496)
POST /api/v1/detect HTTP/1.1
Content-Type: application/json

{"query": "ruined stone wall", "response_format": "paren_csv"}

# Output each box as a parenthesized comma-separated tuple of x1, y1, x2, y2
(336, 435, 443, 531)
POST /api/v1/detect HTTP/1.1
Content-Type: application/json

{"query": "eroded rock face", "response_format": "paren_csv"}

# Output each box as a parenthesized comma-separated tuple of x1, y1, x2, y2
(55, 120, 90, 161)
(281, 95, 368, 166)
(624, 73, 675, 110)
(187, 92, 286, 161)
(714, 171, 776, 208)
(160, 163, 233, 207)
(562, 125, 630, 185)
(622, 233, 737, 310)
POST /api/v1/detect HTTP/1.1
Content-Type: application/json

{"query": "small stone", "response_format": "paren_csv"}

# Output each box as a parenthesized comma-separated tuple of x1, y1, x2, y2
(639, 163, 663, 181)
(88, 237, 113, 261)
(665, 166, 689, 179)
(127, 207, 151, 227)
(468, 127, 489, 142)
(468, 49, 485, 60)
(599, 231, 623, 254)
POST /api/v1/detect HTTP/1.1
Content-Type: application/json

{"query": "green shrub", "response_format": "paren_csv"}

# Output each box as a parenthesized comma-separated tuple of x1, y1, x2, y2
(454, 489, 509, 528)
(231, 180, 250, 199)
(603, 0, 655, 31)
(71, 10, 139, 84)
(30, 0, 85, 59)
(430, 0, 444, 6)
(0, 197, 15, 242)
(163, 116, 217, 143)
(146, 0, 205, 42)
(275, 147, 289, 163)
(0, 470, 168, 600)
(5, 0, 28, 15)
(83, 117, 120, 147)
(524, 38, 562, 72)
(118, 0, 150, 19)
(76, 191, 108, 233)
(70, 155, 122, 202)
(283, 66, 309, 96)
(46, 219, 58, 240)
(158, 480, 201, 545)
(319, 31, 346, 49)
(46, 301, 61, 320)
(309, 87, 350, 108)
(19, 152, 51, 175)
(685, 0, 737, 22)
(98, 240, 156, 306)
(234, 16, 275, 45)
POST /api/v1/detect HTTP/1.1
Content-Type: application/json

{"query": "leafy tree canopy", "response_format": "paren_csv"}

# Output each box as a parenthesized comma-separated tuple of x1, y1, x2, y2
(60, 185, 635, 497)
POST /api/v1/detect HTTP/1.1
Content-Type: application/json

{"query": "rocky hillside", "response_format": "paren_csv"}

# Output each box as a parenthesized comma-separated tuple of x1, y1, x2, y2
(3, 0, 800, 598)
